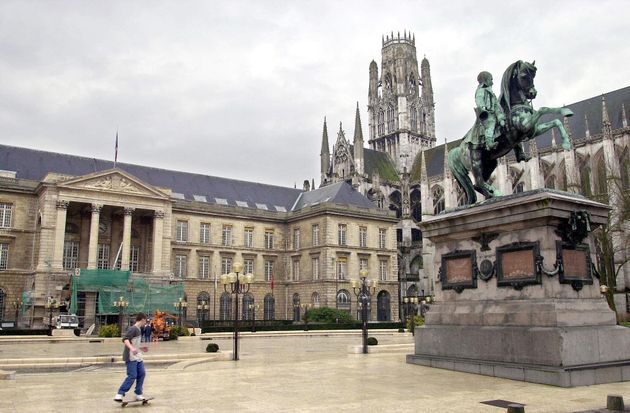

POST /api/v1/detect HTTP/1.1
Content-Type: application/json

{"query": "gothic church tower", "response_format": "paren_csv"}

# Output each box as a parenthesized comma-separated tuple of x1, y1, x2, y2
(368, 31, 436, 173)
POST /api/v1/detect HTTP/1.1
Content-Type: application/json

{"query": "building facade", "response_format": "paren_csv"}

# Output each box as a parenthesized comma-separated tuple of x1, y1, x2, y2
(0, 147, 399, 329)
(321, 31, 630, 318)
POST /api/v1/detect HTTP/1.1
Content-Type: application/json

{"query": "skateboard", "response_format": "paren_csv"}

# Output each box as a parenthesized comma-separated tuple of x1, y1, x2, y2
(121, 397, 154, 407)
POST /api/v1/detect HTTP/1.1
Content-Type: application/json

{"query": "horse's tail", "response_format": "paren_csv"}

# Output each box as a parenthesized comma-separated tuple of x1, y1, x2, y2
(447, 145, 477, 204)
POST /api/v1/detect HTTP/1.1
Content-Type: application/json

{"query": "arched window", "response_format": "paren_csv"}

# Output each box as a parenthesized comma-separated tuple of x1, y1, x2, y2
(545, 174, 556, 190)
(595, 156, 608, 203)
(377, 291, 391, 321)
(242, 294, 254, 321)
(311, 292, 320, 308)
(292, 293, 301, 322)
(378, 110, 385, 135)
(455, 184, 467, 207)
(356, 296, 372, 321)
(387, 105, 395, 132)
(196, 292, 210, 323)
(219, 292, 232, 321)
(410, 188, 422, 222)
(432, 185, 445, 214)
(336, 289, 351, 312)
(580, 165, 592, 198)
(264, 294, 275, 321)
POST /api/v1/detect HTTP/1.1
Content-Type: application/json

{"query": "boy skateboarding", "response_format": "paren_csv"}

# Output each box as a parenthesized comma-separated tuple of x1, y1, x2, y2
(114, 312, 149, 403)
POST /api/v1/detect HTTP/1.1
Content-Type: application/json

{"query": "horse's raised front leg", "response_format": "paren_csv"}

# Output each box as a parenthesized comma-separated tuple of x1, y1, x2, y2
(532, 119, 572, 150)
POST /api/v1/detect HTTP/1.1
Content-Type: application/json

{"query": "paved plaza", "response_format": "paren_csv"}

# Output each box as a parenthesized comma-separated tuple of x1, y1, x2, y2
(0, 332, 628, 412)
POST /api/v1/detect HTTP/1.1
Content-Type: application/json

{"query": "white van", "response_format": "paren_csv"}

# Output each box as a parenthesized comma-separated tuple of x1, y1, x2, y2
(55, 314, 79, 329)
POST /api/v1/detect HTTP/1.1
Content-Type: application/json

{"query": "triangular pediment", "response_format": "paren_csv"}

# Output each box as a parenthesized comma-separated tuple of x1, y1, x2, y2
(57, 169, 169, 199)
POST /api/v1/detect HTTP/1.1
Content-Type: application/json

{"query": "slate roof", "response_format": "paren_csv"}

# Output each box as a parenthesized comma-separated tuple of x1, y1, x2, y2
(291, 181, 376, 211)
(0, 144, 375, 213)
(409, 139, 462, 182)
(363, 147, 400, 182)
(532, 85, 629, 149)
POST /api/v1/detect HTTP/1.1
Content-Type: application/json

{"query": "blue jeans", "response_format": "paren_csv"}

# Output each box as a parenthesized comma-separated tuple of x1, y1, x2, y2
(117, 361, 145, 396)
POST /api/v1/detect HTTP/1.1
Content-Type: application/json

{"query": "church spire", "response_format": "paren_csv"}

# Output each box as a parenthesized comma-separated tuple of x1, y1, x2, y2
(353, 102, 364, 175)
(320, 117, 330, 186)
(601, 95, 612, 137)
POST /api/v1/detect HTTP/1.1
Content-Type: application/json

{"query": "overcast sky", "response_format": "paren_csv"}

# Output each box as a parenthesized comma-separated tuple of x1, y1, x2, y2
(1, 1, 628, 188)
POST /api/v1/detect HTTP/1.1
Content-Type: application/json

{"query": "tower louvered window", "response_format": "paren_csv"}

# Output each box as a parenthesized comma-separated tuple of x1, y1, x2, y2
(387, 105, 395, 132)
(378, 110, 385, 135)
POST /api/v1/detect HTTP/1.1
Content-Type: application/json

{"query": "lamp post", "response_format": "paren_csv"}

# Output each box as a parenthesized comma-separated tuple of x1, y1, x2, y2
(197, 300, 208, 327)
(220, 262, 254, 361)
(403, 296, 418, 336)
(113, 296, 129, 337)
(12, 299, 23, 328)
(44, 297, 59, 335)
(248, 303, 260, 332)
(351, 269, 377, 354)
(173, 297, 188, 327)
(300, 303, 312, 331)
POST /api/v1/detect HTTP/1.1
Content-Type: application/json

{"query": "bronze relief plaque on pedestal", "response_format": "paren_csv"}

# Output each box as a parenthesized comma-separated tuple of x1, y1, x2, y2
(496, 242, 541, 289)
(439, 250, 477, 292)
(557, 242, 593, 290)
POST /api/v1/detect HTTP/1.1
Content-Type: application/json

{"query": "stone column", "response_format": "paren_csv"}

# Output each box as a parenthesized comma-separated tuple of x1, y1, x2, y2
(87, 204, 102, 270)
(52, 200, 69, 270)
(152, 210, 164, 275)
(121, 207, 134, 271)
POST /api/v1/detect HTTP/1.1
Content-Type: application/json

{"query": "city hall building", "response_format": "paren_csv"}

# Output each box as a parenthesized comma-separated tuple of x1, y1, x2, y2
(0, 146, 399, 329)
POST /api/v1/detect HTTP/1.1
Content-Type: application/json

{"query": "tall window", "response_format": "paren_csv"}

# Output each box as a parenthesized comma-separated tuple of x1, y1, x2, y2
(176, 220, 188, 242)
(0, 203, 12, 228)
(336, 258, 347, 280)
(359, 227, 367, 248)
(264, 230, 274, 249)
(312, 225, 320, 246)
(410, 104, 417, 130)
(378, 229, 387, 249)
(387, 105, 395, 132)
(197, 292, 210, 322)
(264, 294, 275, 320)
(244, 258, 254, 275)
(292, 260, 300, 281)
(265, 260, 274, 282)
(222, 225, 232, 246)
(293, 228, 300, 250)
(199, 223, 210, 244)
(0, 243, 8, 270)
(97, 244, 109, 269)
(220, 292, 232, 320)
(312, 257, 319, 280)
(175, 255, 187, 278)
(360, 258, 368, 272)
(336, 290, 351, 311)
(379, 260, 388, 281)
(0, 288, 4, 321)
(130, 245, 139, 272)
(63, 241, 79, 270)
(378, 110, 385, 135)
(199, 256, 210, 279)
(244, 227, 254, 248)
(432, 185, 445, 214)
(338, 224, 347, 246)
(221, 257, 232, 275)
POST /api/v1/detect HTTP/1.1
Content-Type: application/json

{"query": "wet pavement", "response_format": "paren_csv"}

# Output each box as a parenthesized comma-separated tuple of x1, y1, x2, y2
(0, 332, 628, 412)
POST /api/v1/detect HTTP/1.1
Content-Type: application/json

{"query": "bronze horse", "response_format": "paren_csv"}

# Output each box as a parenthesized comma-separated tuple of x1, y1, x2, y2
(448, 60, 573, 204)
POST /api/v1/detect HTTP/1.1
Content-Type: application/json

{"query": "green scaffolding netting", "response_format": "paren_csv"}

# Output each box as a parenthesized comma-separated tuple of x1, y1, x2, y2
(69, 269, 184, 316)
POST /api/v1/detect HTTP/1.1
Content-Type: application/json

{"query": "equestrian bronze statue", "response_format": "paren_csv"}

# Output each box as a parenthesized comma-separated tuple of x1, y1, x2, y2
(448, 60, 573, 204)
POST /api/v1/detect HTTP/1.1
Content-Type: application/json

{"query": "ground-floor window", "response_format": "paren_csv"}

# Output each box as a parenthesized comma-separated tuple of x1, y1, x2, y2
(377, 291, 391, 321)
(336, 289, 351, 312)
(220, 292, 232, 321)
(264, 294, 275, 320)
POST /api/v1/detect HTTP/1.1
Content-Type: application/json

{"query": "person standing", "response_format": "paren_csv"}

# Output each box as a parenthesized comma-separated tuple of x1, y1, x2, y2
(114, 312, 149, 403)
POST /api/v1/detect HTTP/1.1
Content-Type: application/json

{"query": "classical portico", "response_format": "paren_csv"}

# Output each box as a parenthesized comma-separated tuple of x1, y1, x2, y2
(45, 169, 171, 276)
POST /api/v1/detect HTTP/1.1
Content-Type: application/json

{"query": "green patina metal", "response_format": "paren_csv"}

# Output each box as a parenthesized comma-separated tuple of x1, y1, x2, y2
(448, 60, 574, 204)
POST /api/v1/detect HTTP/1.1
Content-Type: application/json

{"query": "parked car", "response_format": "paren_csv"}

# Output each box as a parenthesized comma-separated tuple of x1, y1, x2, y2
(55, 314, 79, 329)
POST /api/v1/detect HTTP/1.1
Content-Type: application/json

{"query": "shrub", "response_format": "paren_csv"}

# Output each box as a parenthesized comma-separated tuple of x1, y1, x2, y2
(406, 316, 425, 332)
(620, 321, 630, 328)
(206, 343, 219, 353)
(98, 324, 120, 338)
(367, 337, 378, 346)
(397, 328, 405, 333)
(169, 326, 190, 340)
(304, 307, 353, 324)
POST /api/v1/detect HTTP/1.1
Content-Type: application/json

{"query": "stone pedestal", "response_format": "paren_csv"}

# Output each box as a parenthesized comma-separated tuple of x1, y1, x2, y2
(406, 190, 630, 387)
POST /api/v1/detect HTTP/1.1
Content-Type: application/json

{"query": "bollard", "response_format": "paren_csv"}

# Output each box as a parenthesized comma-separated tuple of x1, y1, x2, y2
(506, 404, 525, 413)
(606, 394, 625, 411)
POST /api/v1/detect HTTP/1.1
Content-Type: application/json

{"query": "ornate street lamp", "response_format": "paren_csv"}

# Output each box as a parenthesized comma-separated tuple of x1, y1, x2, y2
(113, 295, 129, 337)
(300, 303, 312, 331)
(403, 296, 418, 335)
(248, 303, 260, 332)
(44, 297, 59, 335)
(351, 269, 377, 354)
(197, 300, 209, 327)
(220, 262, 254, 361)
(173, 297, 188, 327)
(11, 299, 23, 328)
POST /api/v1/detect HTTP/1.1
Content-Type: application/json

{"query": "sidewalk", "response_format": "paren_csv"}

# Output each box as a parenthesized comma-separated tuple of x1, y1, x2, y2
(0, 333, 627, 412)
